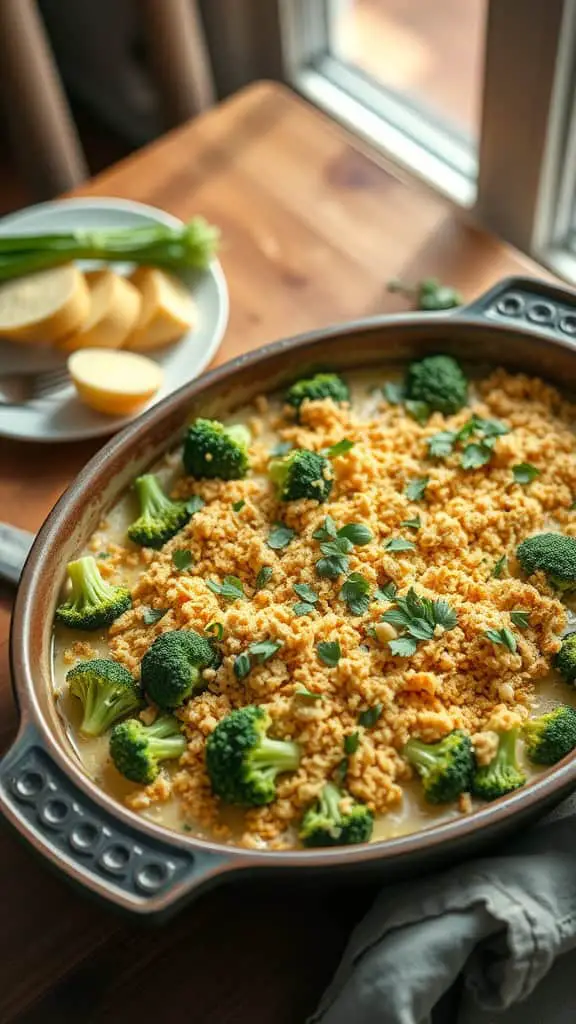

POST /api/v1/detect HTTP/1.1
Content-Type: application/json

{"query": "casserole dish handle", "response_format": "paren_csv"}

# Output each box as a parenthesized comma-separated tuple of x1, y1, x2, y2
(0, 721, 238, 920)
(456, 275, 576, 339)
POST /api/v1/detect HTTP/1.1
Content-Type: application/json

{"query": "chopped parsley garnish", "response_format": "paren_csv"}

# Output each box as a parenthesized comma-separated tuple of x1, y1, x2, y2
(267, 522, 296, 550)
(427, 415, 509, 469)
(344, 731, 360, 755)
(96, 552, 110, 560)
(234, 639, 283, 679)
(400, 515, 421, 530)
(295, 686, 323, 700)
(491, 554, 508, 579)
(358, 703, 383, 728)
(385, 537, 416, 553)
(512, 463, 540, 485)
(313, 519, 372, 579)
(405, 400, 430, 425)
(484, 627, 517, 653)
(323, 438, 355, 458)
(317, 641, 342, 667)
(205, 621, 224, 641)
(141, 607, 169, 626)
(172, 549, 193, 571)
(510, 610, 530, 629)
(293, 602, 316, 616)
(293, 583, 319, 603)
(254, 566, 273, 591)
(340, 572, 371, 615)
(404, 476, 429, 501)
(186, 495, 205, 515)
(206, 575, 245, 601)
(382, 381, 406, 405)
(232, 499, 245, 511)
(382, 587, 457, 657)
(374, 581, 398, 601)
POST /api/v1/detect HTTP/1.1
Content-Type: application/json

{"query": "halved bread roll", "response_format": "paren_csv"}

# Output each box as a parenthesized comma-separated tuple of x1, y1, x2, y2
(124, 267, 196, 351)
(0, 264, 90, 344)
(59, 269, 141, 352)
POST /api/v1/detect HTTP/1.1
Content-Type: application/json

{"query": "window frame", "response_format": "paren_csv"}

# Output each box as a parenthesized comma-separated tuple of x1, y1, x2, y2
(277, 0, 574, 279)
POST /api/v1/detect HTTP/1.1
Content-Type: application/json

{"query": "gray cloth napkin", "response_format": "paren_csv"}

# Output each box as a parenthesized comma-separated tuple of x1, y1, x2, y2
(310, 794, 576, 1024)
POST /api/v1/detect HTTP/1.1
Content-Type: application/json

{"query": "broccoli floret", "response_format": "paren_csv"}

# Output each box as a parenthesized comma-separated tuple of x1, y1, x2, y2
(299, 782, 373, 847)
(205, 705, 301, 805)
(523, 705, 576, 765)
(183, 418, 250, 479)
(127, 474, 190, 549)
(67, 658, 141, 736)
(555, 633, 576, 683)
(55, 556, 131, 631)
(285, 373, 349, 414)
(516, 533, 576, 592)
(269, 448, 333, 503)
(406, 355, 468, 414)
(141, 629, 219, 710)
(471, 729, 526, 801)
(110, 715, 186, 784)
(403, 730, 474, 804)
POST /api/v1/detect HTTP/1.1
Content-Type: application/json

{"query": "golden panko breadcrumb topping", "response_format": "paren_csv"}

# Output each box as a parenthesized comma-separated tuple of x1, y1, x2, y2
(95, 368, 576, 848)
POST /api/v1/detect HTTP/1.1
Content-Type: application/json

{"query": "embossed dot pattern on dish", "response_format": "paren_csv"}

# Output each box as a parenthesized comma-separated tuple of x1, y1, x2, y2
(3, 745, 195, 901)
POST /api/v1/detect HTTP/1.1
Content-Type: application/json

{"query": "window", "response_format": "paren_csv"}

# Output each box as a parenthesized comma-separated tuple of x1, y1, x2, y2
(278, 0, 576, 283)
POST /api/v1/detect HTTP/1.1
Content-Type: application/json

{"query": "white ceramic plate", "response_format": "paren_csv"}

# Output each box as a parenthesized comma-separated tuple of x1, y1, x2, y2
(0, 198, 229, 443)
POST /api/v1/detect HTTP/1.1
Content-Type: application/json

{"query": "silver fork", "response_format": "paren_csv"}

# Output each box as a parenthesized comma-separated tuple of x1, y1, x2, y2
(0, 367, 71, 405)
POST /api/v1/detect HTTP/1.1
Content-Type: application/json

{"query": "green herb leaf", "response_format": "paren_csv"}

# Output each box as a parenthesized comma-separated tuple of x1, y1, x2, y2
(324, 438, 355, 458)
(142, 607, 169, 625)
(382, 381, 406, 404)
(374, 581, 398, 601)
(172, 549, 193, 571)
(405, 400, 430, 425)
(337, 522, 373, 546)
(405, 476, 429, 502)
(340, 572, 371, 615)
(317, 641, 342, 667)
(433, 600, 458, 630)
(510, 610, 530, 629)
(233, 652, 252, 679)
(295, 686, 323, 700)
(293, 583, 319, 603)
(334, 756, 349, 785)
(492, 554, 508, 579)
(267, 522, 296, 550)
(186, 495, 205, 515)
(248, 639, 283, 664)
(389, 636, 418, 657)
(96, 552, 110, 560)
(313, 516, 338, 541)
(383, 587, 457, 654)
(401, 515, 422, 530)
(254, 566, 273, 591)
(232, 499, 245, 511)
(205, 621, 224, 641)
(385, 537, 416, 552)
(460, 441, 494, 470)
(427, 431, 456, 458)
(358, 704, 383, 728)
(293, 602, 316, 616)
(484, 627, 517, 653)
(207, 575, 245, 601)
(344, 731, 360, 755)
(512, 463, 540, 485)
(271, 440, 293, 457)
(316, 536, 352, 579)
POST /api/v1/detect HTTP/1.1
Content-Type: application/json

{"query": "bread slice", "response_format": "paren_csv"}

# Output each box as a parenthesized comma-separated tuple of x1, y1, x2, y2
(124, 267, 196, 351)
(0, 264, 90, 344)
(59, 269, 141, 352)
(68, 348, 163, 416)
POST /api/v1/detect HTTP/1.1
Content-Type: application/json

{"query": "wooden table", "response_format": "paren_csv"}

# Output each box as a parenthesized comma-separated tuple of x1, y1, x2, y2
(0, 82, 547, 1023)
